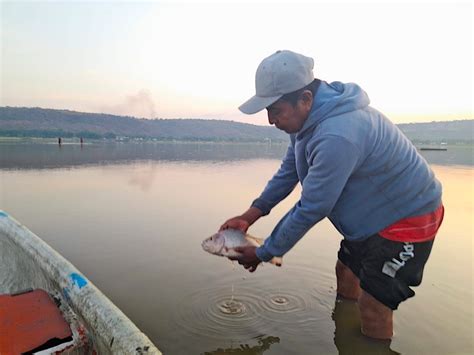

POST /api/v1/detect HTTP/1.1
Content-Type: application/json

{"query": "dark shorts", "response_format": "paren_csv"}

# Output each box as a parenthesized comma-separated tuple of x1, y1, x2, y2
(337, 234, 434, 310)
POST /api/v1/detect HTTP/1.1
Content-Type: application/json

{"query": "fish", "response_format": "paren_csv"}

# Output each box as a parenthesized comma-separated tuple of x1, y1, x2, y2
(201, 229, 282, 266)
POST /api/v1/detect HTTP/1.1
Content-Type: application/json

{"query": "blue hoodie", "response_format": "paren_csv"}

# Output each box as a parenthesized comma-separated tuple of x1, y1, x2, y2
(253, 81, 442, 262)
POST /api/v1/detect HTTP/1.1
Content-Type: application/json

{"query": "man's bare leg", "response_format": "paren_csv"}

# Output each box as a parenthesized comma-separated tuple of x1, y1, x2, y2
(335, 260, 362, 300)
(358, 290, 393, 339)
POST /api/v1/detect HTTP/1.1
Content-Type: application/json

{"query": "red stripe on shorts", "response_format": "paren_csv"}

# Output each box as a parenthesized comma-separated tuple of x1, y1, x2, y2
(379, 204, 444, 242)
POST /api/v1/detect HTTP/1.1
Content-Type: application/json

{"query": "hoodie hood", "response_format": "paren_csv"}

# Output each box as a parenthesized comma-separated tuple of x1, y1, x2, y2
(297, 81, 370, 136)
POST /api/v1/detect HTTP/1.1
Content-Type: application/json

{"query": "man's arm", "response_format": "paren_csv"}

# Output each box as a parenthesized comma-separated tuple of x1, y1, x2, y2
(220, 142, 298, 233)
(256, 135, 361, 262)
(251, 142, 299, 216)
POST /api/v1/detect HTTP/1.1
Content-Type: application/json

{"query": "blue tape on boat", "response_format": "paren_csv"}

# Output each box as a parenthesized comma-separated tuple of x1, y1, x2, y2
(70, 273, 88, 289)
(0, 211, 8, 217)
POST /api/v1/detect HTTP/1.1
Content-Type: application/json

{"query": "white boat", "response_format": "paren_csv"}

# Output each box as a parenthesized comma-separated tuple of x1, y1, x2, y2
(0, 210, 162, 354)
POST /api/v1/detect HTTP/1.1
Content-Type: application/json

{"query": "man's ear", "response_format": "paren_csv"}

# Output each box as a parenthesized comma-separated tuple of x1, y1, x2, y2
(299, 90, 313, 111)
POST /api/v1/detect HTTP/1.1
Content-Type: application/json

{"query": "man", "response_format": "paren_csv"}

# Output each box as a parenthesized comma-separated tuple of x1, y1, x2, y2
(220, 50, 443, 339)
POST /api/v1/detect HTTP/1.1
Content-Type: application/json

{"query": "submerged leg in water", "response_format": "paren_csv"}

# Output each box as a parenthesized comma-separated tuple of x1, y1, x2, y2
(332, 296, 400, 355)
(335, 260, 393, 339)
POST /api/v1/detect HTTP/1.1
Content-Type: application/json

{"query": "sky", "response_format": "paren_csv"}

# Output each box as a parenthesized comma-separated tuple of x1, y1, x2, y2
(1, 0, 472, 125)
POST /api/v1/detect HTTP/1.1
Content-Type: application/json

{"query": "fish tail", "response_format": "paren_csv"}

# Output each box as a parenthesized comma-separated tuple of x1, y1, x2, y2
(270, 257, 283, 267)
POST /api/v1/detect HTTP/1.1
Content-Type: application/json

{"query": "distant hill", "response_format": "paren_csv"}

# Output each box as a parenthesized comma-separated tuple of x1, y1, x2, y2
(0, 106, 472, 143)
(397, 120, 473, 143)
(0, 107, 287, 142)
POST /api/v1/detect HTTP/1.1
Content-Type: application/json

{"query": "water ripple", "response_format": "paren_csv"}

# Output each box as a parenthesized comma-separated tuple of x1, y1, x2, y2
(174, 285, 268, 341)
(174, 280, 329, 341)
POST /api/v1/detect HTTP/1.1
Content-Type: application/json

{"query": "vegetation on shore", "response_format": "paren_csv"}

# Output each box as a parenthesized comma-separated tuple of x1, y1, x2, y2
(0, 107, 472, 144)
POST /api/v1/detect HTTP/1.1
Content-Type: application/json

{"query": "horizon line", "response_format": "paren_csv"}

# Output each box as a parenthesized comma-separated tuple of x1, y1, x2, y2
(0, 105, 472, 126)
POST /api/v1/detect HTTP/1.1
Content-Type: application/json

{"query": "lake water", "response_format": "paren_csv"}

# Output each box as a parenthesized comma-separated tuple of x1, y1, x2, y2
(0, 142, 472, 354)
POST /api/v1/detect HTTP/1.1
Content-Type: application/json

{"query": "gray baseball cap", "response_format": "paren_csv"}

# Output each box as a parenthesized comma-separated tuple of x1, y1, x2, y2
(239, 50, 315, 115)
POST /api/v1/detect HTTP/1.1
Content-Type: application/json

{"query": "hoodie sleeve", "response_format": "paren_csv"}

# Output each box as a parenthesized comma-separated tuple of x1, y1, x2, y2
(251, 143, 299, 216)
(256, 134, 361, 262)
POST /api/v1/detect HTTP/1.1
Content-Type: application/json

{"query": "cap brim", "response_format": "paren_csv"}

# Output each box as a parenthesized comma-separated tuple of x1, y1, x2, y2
(238, 94, 282, 115)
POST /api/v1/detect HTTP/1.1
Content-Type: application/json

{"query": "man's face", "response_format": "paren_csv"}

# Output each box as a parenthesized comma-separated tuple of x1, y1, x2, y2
(266, 93, 312, 134)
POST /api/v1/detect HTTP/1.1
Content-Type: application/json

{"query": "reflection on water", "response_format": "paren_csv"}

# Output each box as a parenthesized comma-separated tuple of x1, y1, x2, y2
(202, 335, 280, 355)
(332, 297, 400, 355)
(1, 142, 472, 170)
(0, 142, 288, 170)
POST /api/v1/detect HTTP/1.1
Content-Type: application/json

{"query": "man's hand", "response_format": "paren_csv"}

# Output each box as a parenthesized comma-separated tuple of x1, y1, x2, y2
(219, 207, 263, 232)
(219, 216, 250, 233)
(228, 246, 262, 272)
